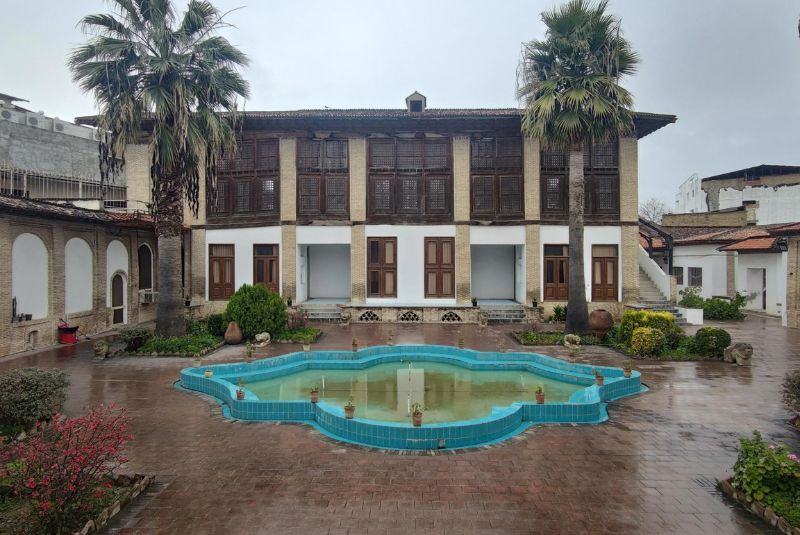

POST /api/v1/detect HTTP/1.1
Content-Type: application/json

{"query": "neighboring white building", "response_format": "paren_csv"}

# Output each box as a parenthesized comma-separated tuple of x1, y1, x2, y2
(674, 173, 706, 213)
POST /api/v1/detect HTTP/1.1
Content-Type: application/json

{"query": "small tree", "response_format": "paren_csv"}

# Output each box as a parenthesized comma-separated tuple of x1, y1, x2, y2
(225, 284, 288, 339)
(639, 197, 671, 223)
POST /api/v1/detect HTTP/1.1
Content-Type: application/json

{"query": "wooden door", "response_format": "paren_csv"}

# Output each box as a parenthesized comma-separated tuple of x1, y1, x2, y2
(367, 237, 397, 297)
(591, 245, 618, 301)
(111, 273, 125, 324)
(209, 244, 235, 300)
(253, 244, 279, 293)
(424, 237, 455, 298)
(543, 245, 569, 300)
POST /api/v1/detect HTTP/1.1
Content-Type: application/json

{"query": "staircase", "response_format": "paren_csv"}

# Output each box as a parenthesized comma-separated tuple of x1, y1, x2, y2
(479, 303, 527, 324)
(638, 269, 686, 325)
(299, 303, 343, 322)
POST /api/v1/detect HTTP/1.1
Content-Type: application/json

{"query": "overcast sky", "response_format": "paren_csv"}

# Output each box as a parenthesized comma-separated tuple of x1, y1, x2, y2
(2, 0, 799, 207)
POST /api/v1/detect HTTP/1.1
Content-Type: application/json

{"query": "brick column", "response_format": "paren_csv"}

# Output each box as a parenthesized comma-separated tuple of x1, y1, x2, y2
(618, 137, 638, 223)
(787, 237, 800, 328)
(621, 225, 640, 304)
(281, 225, 296, 301)
(351, 224, 366, 303)
(190, 228, 206, 301)
(51, 225, 65, 321)
(523, 137, 540, 220)
(455, 224, 471, 304)
(0, 218, 11, 354)
(95, 230, 109, 328)
(349, 136, 367, 222)
(453, 136, 470, 221)
(129, 233, 140, 325)
(726, 252, 737, 298)
(280, 137, 297, 221)
(125, 144, 152, 211)
(525, 224, 540, 305)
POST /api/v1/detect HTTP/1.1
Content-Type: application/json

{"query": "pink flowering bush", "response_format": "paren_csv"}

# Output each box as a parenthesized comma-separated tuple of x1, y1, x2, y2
(733, 431, 800, 527)
(2, 405, 132, 534)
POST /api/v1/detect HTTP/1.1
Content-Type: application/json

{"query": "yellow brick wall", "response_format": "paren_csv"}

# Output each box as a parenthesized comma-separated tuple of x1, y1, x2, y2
(618, 137, 638, 223)
(523, 137, 540, 220)
(453, 136, 470, 221)
(621, 225, 640, 304)
(125, 144, 151, 211)
(349, 136, 367, 221)
(351, 224, 366, 303)
(455, 224, 471, 303)
(787, 237, 799, 328)
(281, 225, 296, 301)
(279, 137, 297, 221)
(525, 224, 540, 305)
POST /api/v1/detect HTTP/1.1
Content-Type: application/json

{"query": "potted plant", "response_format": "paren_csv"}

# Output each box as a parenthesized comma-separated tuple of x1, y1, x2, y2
(352, 337, 358, 352)
(471, 297, 478, 307)
(310, 385, 320, 403)
(344, 397, 355, 419)
(236, 378, 245, 400)
(535, 386, 545, 404)
(303, 342, 311, 352)
(245, 342, 254, 361)
(287, 297, 293, 307)
(593, 369, 604, 386)
(622, 360, 633, 378)
(411, 402, 425, 427)
(204, 368, 213, 378)
(192, 353, 202, 368)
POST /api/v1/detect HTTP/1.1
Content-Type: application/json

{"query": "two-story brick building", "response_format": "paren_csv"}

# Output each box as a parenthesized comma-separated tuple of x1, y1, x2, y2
(113, 94, 676, 324)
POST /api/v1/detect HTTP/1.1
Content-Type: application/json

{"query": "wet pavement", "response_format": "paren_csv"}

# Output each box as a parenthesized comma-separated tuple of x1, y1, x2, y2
(1, 316, 798, 534)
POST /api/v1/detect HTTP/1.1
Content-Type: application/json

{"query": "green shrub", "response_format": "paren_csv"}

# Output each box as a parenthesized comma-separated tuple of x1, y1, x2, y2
(137, 332, 220, 354)
(692, 327, 731, 359)
(0, 368, 69, 431)
(703, 297, 744, 320)
(205, 313, 226, 337)
(616, 310, 682, 348)
(733, 431, 800, 526)
(678, 286, 704, 308)
(783, 370, 800, 416)
(224, 284, 288, 339)
(630, 327, 666, 357)
(515, 331, 601, 346)
(551, 305, 567, 322)
(117, 327, 153, 351)
(274, 327, 322, 344)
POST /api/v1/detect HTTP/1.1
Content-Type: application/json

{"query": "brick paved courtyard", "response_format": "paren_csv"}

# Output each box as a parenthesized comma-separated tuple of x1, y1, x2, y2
(1, 316, 798, 534)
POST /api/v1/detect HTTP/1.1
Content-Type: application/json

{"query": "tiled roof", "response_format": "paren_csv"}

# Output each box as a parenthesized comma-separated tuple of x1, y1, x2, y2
(674, 226, 770, 245)
(718, 237, 780, 252)
(701, 164, 800, 183)
(0, 194, 153, 229)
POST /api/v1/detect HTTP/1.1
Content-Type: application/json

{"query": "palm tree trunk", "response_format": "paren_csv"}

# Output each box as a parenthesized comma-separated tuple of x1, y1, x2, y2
(155, 176, 186, 337)
(565, 146, 591, 334)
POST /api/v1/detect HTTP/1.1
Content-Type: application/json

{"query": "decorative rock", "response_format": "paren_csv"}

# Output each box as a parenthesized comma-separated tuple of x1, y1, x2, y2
(254, 332, 271, 347)
(724, 342, 753, 366)
(224, 321, 243, 345)
(93, 341, 109, 359)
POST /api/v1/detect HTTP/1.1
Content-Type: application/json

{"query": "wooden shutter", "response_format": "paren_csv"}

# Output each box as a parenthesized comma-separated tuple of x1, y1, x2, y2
(424, 238, 455, 298)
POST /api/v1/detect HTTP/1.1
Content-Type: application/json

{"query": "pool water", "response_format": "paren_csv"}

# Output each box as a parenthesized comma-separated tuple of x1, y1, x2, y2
(242, 361, 583, 423)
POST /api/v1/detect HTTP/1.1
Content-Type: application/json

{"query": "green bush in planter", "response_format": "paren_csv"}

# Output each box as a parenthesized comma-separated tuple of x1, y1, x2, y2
(702, 297, 744, 320)
(617, 310, 682, 349)
(630, 327, 666, 357)
(692, 327, 731, 359)
(0, 368, 69, 431)
(118, 326, 153, 351)
(205, 313, 226, 337)
(224, 284, 288, 339)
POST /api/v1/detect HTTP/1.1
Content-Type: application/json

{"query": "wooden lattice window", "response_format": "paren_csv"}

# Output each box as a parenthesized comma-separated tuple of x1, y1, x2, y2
(591, 245, 618, 301)
(367, 138, 452, 221)
(212, 137, 279, 219)
(470, 137, 522, 219)
(543, 244, 568, 300)
(424, 237, 455, 298)
(209, 244, 235, 300)
(367, 237, 397, 297)
(297, 138, 349, 219)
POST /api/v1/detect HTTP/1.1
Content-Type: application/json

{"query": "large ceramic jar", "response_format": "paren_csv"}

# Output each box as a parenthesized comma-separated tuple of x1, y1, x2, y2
(224, 321, 243, 345)
(589, 309, 613, 339)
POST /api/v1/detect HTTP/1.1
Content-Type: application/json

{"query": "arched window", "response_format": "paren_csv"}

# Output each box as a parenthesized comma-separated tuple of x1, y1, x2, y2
(106, 240, 129, 310)
(65, 238, 93, 313)
(138, 244, 153, 290)
(12, 233, 49, 319)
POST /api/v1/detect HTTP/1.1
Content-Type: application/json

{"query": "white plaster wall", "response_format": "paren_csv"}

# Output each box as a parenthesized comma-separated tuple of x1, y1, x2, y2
(734, 252, 786, 316)
(364, 225, 456, 304)
(718, 184, 800, 225)
(308, 245, 351, 298)
(470, 226, 525, 245)
(106, 240, 129, 307)
(675, 174, 707, 213)
(296, 225, 351, 244)
(11, 233, 49, 319)
(65, 237, 93, 314)
(471, 245, 515, 299)
(538, 226, 622, 302)
(297, 245, 308, 302)
(206, 226, 282, 299)
(515, 245, 526, 303)
(672, 244, 727, 298)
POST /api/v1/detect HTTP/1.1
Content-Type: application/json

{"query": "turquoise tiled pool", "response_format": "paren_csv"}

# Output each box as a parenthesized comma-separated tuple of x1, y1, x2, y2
(179, 345, 645, 450)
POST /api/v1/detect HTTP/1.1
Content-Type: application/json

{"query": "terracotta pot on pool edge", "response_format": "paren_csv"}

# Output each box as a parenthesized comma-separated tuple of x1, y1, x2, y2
(236, 390, 245, 400)
(535, 391, 545, 404)
(412, 413, 423, 427)
(310, 389, 319, 403)
(345, 405, 355, 419)
(589, 309, 613, 340)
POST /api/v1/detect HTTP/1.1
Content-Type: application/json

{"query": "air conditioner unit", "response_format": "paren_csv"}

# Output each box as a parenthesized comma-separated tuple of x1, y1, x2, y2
(139, 289, 158, 304)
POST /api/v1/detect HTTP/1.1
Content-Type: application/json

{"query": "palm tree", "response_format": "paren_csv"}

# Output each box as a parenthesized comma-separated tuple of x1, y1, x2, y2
(70, 0, 249, 336)
(517, 0, 639, 334)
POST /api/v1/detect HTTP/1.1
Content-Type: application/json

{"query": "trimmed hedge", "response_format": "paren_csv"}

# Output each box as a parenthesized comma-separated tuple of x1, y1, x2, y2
(692, 327, 731, 359)
(630, 327, 666, 357)
(225, 284, 288, 339)
(0, 368, 69, 431)
(205, 314, 226, 337)
(616, 310, 682, 349)
(117, 327, 152, 351)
